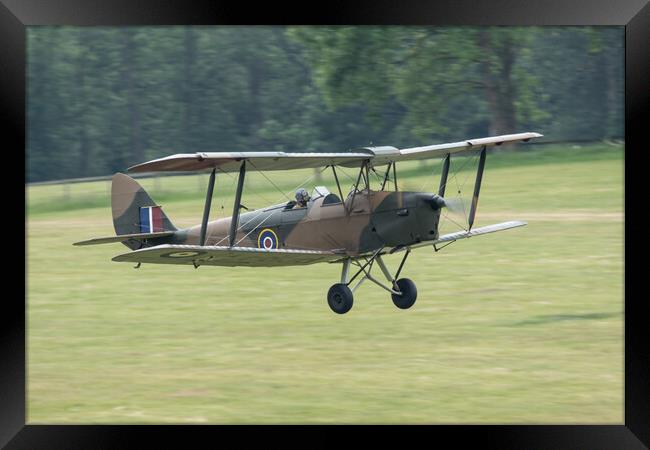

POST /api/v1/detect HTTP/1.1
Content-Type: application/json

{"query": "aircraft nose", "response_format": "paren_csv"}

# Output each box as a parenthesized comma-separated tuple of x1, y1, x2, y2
(426, 194, 447, 210)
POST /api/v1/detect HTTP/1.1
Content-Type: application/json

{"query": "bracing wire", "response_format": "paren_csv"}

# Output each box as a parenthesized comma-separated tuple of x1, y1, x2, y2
(203, 149, 485, 246)
(247, 160, 293, 203)
(436, 148, 481, 231)
(286, 165, 330, 197)
(370, 167, 385, 188)
(215, 167, 241, 215)
(440, 208, 468, 231)
(419, 159, 437, 193)
(336, 166, 357, 183)
(235, 207, 277, 246)
(207, 162, 330, 247)
(337, 165, 368, 196)
(205, 164, 281, 245)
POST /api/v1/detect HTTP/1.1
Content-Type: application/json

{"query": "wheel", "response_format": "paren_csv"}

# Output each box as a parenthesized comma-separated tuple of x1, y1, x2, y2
(391, 278, 417, 309)
(327, 283, 354, 314)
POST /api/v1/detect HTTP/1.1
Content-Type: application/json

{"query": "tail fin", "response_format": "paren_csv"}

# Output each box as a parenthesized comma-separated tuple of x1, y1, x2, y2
(112, 173, 176, 249)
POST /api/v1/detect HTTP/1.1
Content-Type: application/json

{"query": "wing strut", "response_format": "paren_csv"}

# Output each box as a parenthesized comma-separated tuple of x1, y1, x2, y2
(380, 162, 393, 190)
(347, 160, 367, 214)
(200, 168, 217, 246)
(468, 146, 486, 231)
(438, 153, 450, 197)
(229, 161, 246, 247)
(331, 165, 345, 204)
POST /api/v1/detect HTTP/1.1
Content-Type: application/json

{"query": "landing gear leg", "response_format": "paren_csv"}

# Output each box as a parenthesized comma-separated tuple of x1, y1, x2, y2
(327, 250, 416, 313)
(376, 253, 417, 310)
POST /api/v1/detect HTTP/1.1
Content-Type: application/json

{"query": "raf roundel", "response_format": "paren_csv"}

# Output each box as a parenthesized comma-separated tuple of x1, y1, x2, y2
(257, 228, 279, 250)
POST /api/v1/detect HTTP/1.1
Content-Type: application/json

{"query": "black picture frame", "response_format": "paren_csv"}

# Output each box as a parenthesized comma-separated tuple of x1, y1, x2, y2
(7, 0, 648, 447)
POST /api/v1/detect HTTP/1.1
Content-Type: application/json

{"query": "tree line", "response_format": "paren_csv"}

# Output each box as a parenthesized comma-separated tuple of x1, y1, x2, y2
(27, 26, 623, 182)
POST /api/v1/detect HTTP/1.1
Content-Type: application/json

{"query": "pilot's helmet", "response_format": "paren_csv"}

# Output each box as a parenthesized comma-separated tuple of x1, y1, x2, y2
(295, 188, 310, 204)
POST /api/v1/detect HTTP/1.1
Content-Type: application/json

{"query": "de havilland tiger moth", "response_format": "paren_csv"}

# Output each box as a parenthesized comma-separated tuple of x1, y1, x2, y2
(74, 132, 542, 314)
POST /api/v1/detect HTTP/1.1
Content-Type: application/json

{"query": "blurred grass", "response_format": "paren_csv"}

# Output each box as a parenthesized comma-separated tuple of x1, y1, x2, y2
(27, 142, 623, 423)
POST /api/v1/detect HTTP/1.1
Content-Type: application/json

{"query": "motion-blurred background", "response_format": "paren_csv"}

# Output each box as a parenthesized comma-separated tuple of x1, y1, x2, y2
(27, 26, 622, 182)
(26, 26, 623, 424)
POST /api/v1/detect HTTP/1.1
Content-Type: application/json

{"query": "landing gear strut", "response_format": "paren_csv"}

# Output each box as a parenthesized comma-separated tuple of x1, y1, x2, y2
(326, 249, 416, 314)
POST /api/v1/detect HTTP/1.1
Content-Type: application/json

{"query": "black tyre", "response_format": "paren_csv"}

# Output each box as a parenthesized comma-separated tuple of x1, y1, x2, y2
(391, 278, 417, 309)
(327, 283, 354, 314)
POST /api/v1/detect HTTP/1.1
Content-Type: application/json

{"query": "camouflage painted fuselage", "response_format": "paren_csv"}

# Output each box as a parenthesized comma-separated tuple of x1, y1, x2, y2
(166, 189, 442, 256)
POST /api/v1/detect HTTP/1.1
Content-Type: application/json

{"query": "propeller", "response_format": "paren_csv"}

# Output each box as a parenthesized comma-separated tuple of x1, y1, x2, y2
(425, 194, 466, 215)
(440, 196, 466, 215)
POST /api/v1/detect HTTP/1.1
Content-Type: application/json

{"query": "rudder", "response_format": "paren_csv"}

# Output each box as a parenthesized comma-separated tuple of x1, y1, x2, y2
(112, 173, 176, 249)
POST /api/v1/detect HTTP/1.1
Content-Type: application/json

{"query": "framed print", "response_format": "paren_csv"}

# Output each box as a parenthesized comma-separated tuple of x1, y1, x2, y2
(5, 0, 649, 447)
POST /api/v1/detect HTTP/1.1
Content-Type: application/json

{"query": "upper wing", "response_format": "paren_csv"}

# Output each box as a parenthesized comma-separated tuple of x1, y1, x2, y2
(128, 151, 374, 173)
(390, 220, 527, 253)
(112, 244, 344, 267)
(350, 132, 543, 167)
(127, 132, 542, 173)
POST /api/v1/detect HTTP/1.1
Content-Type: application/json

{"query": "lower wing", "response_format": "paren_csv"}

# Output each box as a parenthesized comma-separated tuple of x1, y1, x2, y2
(112, 244, 345, 267)
(391, 220, 527, 253)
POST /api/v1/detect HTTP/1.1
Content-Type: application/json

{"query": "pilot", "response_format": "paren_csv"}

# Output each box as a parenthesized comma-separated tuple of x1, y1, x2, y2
(294, 188, 310, 208)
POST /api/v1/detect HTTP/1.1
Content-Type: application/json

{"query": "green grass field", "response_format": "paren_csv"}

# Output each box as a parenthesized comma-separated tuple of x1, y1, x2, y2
(26, 143, 624, 423)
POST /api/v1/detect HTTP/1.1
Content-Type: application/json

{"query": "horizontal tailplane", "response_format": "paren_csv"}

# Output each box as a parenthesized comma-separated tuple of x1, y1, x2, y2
(73, 231, 175, 246)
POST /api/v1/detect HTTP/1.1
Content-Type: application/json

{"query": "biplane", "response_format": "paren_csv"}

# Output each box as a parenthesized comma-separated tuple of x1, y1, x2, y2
(75, 132, 542, 314)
